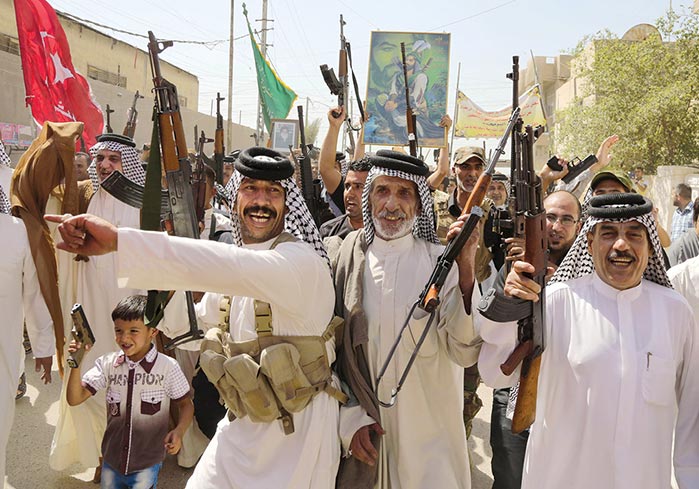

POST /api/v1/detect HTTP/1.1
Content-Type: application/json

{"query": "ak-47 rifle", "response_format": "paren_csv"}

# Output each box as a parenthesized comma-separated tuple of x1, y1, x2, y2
(401, 42, 418, 157)
(123, 91, 144, 139)
(478, 120, 548, 434)
(293, 105, 325, 227)
(501, 124, 547, 433)
(105, 104, 114, 133)
(147, 30, 204, 349)
(375, 107, 521, 408)
(193, 130, 214, 224)
(214, 92, 225, 186)
(319, 14, 365, 155)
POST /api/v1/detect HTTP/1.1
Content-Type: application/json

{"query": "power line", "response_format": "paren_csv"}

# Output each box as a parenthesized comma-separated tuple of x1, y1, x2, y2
(57, 9, 252, 47)
(429, 0, 518, 30)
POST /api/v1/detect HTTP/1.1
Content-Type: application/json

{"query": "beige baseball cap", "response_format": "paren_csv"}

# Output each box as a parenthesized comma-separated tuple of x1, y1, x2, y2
(453, 146, 486, 166)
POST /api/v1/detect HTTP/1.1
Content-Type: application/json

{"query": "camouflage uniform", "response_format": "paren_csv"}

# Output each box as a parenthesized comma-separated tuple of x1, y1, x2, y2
(433, 188, 492, 439)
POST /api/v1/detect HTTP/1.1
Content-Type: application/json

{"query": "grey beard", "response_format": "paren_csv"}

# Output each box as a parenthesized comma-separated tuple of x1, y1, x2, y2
(372, 213, 416, 240)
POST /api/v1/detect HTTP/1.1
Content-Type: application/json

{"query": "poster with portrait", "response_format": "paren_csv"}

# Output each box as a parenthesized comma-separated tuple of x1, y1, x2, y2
(362, 31, 450, 149)
(270, 119, 299, 153)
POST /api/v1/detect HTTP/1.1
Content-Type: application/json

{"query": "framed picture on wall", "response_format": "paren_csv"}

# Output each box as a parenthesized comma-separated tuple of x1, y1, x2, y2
(270, 119, 299, 153)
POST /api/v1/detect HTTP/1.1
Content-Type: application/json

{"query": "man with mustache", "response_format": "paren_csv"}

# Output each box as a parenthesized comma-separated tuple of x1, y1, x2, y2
(50, 133, 146, 481)
(333, 150, 482, 488)
(48, 147, 343, 489)
(480, 193, 699, 489)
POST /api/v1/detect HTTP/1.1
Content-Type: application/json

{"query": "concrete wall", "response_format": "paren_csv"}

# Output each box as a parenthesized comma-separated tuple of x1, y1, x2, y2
(651, 166, 699, 232)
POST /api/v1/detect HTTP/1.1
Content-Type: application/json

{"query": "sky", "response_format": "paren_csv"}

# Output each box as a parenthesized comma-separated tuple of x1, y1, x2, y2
(45, 0, 687, 145)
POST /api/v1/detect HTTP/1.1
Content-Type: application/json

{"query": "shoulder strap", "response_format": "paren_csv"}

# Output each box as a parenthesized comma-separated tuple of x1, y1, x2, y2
(253, 232, 299, 336)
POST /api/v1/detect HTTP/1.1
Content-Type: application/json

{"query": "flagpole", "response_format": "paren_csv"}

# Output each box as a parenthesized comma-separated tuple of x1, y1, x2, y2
(227, 0, 235, 150)
(529, 50, 548, 132)
(449, 62, 461, 158)
(255, 0, 269, 145)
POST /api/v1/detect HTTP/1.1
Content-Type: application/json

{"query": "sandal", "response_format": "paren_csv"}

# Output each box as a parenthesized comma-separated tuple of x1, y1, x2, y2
(15, 373, 26, 400)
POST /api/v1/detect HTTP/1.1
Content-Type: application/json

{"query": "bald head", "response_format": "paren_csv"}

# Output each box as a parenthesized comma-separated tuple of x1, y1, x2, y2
(544, 191, 582, 264)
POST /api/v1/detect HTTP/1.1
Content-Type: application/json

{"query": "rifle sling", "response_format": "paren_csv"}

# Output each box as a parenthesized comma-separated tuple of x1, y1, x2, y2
(345, 41, 365, 124)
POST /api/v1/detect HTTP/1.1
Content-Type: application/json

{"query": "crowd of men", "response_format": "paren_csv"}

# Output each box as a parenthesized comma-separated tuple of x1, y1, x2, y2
(1, 100, 698, 489)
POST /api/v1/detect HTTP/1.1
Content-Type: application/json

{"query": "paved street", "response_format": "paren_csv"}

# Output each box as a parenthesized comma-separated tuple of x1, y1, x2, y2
(5, 354, 494, 488)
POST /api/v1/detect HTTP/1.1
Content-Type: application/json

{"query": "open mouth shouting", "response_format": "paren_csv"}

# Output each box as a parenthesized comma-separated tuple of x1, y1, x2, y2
(244, 205, 278, 226)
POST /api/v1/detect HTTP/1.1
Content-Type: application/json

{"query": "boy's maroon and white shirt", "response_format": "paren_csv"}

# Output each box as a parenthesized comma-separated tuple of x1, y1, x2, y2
(81, 344, 190, 475)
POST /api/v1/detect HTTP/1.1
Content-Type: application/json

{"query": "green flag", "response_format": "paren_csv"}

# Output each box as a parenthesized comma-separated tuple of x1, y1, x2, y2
(243, 3, 297, 132)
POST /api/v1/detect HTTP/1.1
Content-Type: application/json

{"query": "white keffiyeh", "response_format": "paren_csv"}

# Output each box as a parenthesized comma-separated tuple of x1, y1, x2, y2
(87, 140, 145, 192)
(361, 165, 439, 245)
(226, 170, 329, 265)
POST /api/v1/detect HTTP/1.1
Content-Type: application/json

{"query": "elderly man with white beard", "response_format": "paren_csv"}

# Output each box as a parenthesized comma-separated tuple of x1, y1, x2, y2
(332, 150, 483, 489)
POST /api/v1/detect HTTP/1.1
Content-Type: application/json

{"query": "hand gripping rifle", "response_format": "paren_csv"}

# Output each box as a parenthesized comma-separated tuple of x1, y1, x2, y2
(123, 91, 144, 139)
(479, 121, 548, 433)
(214, 92, 225, 186)
(375, 107, 521, 408)
(319, 14, 365, 153)
(401, 42, 419, 157)
(147, 30, 204, 349)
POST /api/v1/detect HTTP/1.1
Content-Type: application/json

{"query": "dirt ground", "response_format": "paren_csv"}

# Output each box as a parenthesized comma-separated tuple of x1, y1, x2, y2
(5, 354, 494, 488)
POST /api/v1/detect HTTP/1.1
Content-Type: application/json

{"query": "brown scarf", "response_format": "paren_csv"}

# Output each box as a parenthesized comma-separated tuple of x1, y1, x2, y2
(10, 121, 83, 376)
(332, 229, 380, 489)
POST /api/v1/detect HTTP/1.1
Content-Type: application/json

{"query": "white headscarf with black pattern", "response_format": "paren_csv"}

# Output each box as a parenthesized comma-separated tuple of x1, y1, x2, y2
(0, 141, 11, 215)
(361, 165, 439, 245)
(226, 170, 329, 265)
(549, 198, 671, 288)
(87, 140, 145, 192)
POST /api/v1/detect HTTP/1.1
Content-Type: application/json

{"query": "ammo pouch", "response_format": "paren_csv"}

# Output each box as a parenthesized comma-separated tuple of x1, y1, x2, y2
(200, 307, 346, 434)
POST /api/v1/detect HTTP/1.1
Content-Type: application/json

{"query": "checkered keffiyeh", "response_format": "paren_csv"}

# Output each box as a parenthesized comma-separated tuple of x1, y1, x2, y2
(549, 209, 671, 289)
(361, 166, 439, 245)
(226, 170, 329, 265)
(87, 140, 145, 192)
(0, 141, 11, 215)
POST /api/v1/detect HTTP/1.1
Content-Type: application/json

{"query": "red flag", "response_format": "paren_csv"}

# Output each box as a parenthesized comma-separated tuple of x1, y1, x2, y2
(14, 0, 104, 147)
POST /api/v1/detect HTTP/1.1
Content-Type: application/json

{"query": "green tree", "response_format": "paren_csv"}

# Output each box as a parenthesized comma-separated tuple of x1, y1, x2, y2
(555, 10, 699, 173)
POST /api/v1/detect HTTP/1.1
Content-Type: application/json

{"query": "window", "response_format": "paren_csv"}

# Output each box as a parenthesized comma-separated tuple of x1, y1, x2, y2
(86, 64, 127, 88)
(0, 33, 20, 56)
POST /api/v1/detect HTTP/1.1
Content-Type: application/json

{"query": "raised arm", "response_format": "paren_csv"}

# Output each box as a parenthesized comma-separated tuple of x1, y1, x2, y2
(319, 107, 346, 195)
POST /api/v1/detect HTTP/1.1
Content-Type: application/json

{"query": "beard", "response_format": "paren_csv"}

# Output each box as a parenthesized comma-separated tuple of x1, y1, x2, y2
(372, 209, 416, 240)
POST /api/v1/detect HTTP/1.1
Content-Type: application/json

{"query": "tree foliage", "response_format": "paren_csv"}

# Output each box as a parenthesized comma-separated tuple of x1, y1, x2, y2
(555, 10, 699, 173)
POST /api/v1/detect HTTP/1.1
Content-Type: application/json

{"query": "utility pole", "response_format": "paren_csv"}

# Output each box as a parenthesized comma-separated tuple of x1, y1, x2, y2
(227, 0, 234, 150)
(255, 0, 272, 145)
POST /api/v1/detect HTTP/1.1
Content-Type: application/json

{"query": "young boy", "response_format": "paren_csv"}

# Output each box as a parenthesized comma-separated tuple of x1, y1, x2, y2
(67, 295, 193, 489)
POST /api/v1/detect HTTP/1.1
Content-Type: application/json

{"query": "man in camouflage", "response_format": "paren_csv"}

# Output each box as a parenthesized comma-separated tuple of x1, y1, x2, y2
(433, 146, 495, 438)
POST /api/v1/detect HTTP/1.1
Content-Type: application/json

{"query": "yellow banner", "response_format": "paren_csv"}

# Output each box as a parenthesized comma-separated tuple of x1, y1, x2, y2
(454, 85, 547, 138)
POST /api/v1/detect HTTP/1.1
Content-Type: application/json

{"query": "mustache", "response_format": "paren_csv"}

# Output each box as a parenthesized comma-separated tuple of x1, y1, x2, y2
(244, 205, 278, 219)
(377, 209, 407, 219)
(608, 251, 635, 261)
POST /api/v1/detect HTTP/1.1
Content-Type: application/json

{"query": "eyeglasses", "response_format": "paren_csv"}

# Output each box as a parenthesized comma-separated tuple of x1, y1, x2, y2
(545, 214, 577, 227)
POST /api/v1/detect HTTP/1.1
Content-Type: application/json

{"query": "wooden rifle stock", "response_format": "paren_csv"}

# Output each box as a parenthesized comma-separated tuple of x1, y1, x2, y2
(420, 108, 520, 311)
(400, 42, 418, 157)
(146, 30, 203, 349)
(214, 92, 225, 185)
(123, 91, 143, 138)
(501, 124, 547, 433)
